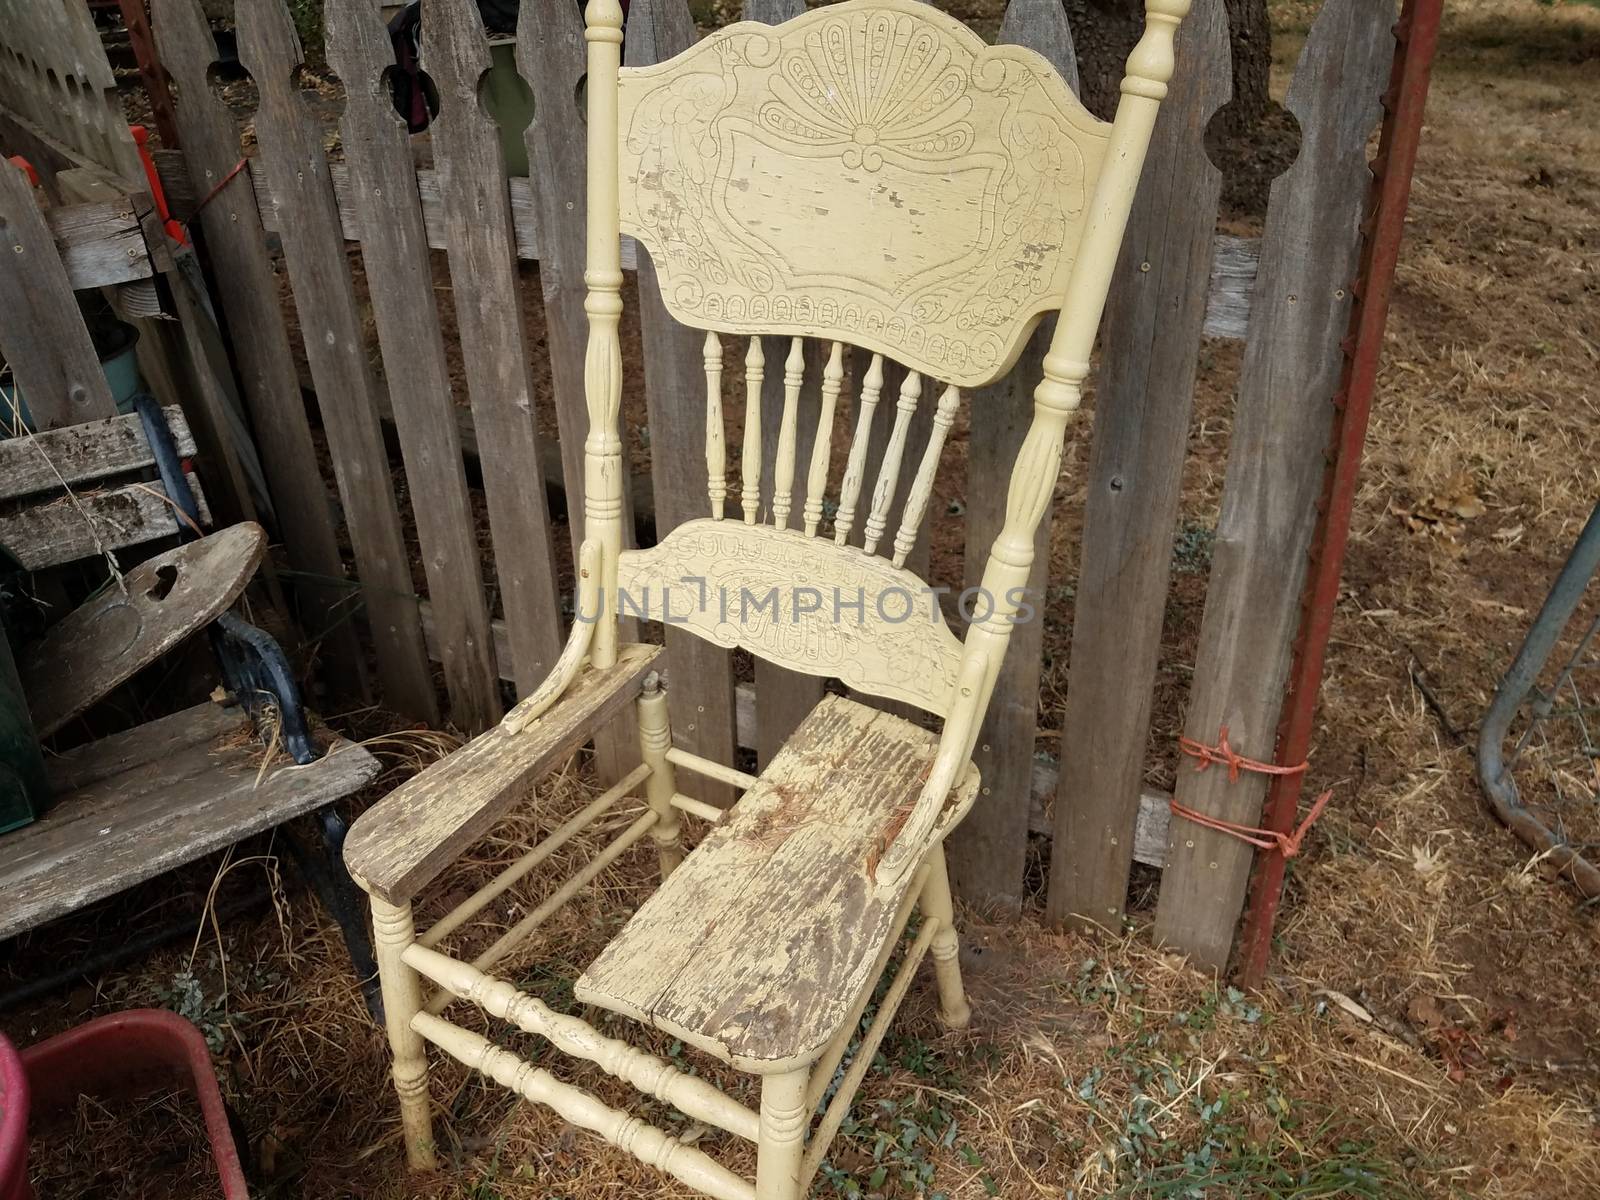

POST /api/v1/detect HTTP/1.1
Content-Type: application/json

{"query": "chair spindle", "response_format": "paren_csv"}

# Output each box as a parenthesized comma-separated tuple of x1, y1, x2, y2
(704, 331, 725, 520)
(741, 338, 764, 525)
(803, 342, 846, 537)
(892, 384, 960, 568)
(861, 371, 922, 557)
(833, 352, 884, 546)
(772, 337, 805, 530)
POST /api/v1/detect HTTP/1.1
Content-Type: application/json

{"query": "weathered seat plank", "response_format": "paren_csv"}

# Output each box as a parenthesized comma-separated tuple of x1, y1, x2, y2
(19, 524, 266, 737)
(577, 695, 978, 1071)
(345, 643, 662, 905)
(0, 701, 381, 941)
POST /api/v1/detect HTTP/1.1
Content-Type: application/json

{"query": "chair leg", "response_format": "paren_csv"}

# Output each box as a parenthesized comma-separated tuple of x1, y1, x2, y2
(637, 676, 683, 879)
(755, 1067, 810, 1200)
(921, 844, 972, 1029)
(370, 897, 437, 1170)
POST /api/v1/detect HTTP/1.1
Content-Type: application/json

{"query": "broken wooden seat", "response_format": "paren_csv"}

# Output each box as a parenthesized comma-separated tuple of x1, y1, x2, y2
(577, 695, 979, 1072)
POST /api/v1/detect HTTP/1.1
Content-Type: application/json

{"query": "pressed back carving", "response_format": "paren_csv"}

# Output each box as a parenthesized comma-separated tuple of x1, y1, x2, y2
(616, 0, 1111, 387)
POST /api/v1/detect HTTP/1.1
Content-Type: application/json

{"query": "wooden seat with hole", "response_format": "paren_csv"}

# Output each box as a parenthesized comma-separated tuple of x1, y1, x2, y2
(342, 0, 1192, 1195)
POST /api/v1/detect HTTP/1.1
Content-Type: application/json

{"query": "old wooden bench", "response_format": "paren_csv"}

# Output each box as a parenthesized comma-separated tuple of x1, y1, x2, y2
(0, 400, 383, 1010)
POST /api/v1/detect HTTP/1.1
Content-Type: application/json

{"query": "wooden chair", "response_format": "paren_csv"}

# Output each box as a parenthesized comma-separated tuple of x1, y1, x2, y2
(344, 0, 1191, 1195)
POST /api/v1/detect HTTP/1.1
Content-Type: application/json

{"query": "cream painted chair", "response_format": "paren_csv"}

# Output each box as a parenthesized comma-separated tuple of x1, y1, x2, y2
(344, 1, 1190, 1195)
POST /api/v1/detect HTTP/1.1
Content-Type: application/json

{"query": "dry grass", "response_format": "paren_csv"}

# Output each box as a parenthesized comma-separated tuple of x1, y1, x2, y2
(9, 0, 1600, 1197)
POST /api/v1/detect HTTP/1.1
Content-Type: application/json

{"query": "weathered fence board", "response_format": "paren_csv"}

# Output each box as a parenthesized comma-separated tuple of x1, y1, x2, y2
(1047, 0, 1230, 931)
(519, 0, 601, 550)
(1154, 0, 1393, 968)
(0, 163, 118, 430)
(422, 0, 564, 699)
(324, 0, 500, 733)
(625, 0, 740, 804)
(946, 0, 1082, 912)
(235, 0, 438, 723)
(151, 0, 362, 687)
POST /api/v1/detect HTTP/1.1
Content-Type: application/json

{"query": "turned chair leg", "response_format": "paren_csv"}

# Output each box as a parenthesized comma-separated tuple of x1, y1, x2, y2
(921, 844, 972, 1029)
(371, 897, 437, 1170)
(637, 676, 684, 879)
(755, 1067, 810, 1200)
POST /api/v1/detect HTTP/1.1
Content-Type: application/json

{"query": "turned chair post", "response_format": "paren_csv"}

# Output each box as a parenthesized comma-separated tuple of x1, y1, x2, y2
(371, 896, 436, 1169)
(921, 843, 972, 1029)
(755, 1067, 811, 1200)
(637, 674, 683, 877)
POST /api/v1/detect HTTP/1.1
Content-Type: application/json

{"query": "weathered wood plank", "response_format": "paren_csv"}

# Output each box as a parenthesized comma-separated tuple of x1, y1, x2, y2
(324, 0, 500, 733)
(19, 523, 265, 736)
(235, 0, 438, 724)
(345, 643, 662, 905)
(0, 713, 380, 940)
(44, 192, 154, 288)
(422, 0, 564, 699)
(1204, 235, 1260, 340)
(1047, 0, 1229, 931)
(151, 0, 362, 688)
(44, 699, 247, 794)
(1154, 0, 1393, 969)
(250, 159, 634, 271)
(0, 405, 194, 500)
(578, 695, 978, 1069)
(0, 471, 211, 569)
(0, 159, 119, 430)
(625, 0, 739, 806)
(519, 0, 600, 552)
(946, 0, 1080, 913)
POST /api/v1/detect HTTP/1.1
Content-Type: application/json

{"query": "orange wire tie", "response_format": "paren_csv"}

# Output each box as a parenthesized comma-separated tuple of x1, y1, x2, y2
(1170, 725, 1331, 858)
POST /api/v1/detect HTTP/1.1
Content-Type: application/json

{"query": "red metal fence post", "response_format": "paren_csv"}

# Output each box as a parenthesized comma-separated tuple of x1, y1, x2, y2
(1236, 0, 1444, 987)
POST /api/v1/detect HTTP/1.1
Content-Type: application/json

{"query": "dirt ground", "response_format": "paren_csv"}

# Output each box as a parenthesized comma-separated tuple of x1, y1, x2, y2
(7, 0, 1600, 1196)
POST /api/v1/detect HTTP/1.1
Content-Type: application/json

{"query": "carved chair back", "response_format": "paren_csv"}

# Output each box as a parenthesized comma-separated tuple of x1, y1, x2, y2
(579, 0, 1187, 745)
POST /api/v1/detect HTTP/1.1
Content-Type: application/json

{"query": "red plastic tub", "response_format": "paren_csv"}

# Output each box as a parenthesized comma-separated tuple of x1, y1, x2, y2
(0, 1034, 29, 1200)
(0, 1010, 247, 1198)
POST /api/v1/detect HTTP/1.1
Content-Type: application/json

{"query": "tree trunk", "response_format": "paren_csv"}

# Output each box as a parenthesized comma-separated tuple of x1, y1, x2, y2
(1065, 0, 1272, 131)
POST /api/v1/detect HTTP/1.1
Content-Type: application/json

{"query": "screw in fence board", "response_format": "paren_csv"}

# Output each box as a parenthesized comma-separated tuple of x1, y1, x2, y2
(234, 1, 440, 725)
(1238, 0, 1443, 987)
(150, 0, 365, 693)
(520, 0, 639, 780)
(1043, 0, 1229, 931)
(323, 0, 501, 734)
(1153, 0, 1394, 971)
(742, 0, 829, 769)
(0, 161, 120, 429)
(626, 0, 739, 804)
(943, 0, 1085, 912)
(421, 0, 565, 703)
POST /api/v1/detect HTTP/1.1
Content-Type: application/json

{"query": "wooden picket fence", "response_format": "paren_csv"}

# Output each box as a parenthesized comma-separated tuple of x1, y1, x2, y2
(0, 0, 1401, 971)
